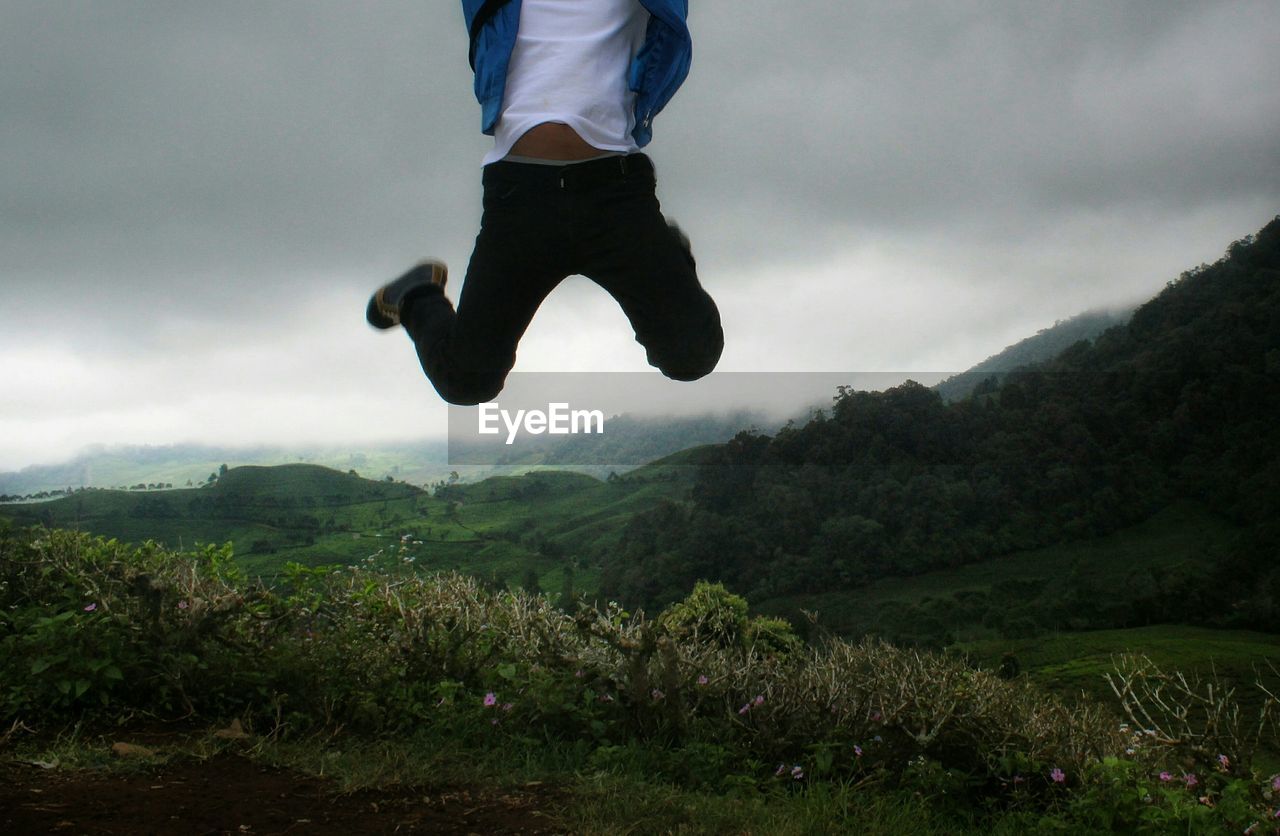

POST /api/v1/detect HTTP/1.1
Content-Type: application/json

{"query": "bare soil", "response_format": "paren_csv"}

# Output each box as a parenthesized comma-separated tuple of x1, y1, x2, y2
(1, 751, 565, 835)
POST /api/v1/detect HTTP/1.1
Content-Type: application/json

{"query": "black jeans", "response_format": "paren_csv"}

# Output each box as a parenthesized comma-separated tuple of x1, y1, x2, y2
(400, 153, 723, 405)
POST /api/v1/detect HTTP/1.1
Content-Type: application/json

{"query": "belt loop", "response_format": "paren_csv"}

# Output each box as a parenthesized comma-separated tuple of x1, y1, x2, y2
(619, 155, 629, 176)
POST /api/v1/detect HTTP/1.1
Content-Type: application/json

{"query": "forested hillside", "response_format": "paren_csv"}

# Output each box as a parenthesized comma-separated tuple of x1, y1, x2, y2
(934, 307, 1133, 402)
(604, 219, 1280, 635)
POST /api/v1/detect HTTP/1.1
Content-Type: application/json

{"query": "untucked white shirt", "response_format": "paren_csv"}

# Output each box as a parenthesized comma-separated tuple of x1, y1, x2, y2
(483, 0, 651, 165)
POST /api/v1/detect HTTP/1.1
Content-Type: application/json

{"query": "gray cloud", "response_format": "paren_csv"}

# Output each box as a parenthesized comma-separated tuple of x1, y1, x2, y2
(2, 0, 1278, 468)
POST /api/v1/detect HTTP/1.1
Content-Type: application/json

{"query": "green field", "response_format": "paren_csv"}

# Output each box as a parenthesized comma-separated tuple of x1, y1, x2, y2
(1, 456, 704, 597)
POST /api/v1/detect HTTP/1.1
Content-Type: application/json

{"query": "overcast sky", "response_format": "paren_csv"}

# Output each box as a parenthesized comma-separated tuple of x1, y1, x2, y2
(2, 1, 1278, 471)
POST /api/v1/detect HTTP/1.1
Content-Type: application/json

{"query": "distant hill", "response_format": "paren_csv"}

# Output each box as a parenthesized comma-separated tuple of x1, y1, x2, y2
(0, 442, 453, 499)
(1, 411, 770, 499)
(603, 217, 1280, 636)
(934, 307, 1134, 402)
(465, 409, 777, 470)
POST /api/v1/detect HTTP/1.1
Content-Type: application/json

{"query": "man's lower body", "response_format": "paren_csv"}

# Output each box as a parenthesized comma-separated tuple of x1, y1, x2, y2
(371, 153, 723, 406)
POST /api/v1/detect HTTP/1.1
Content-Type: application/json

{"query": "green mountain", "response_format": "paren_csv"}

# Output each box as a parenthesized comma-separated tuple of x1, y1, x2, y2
(602, 217, 1280, 636)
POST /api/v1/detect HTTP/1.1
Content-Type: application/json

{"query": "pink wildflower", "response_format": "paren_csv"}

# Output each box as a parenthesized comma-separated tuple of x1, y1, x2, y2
(483, 692, 497, 707)
(177, 601, 188, 610)
(753, 694, 765, 707)
(651, 689, 664, 701)
(1273, 774, 1280, 791)
(871, 711, 882, 722)
(790, 765, 804, 780)
(854, 745, 863, 758)
(1184, 773, 1198, 788)
(575, 669, 584, 678)
(775, 763, 786, 777)
(738, 703, 751, 715)
(1159, 771, 1173, 782)
(1012, 775, 1026, 785)
(696, 675, 709, 686)
(1218, 754, 1230, 770)
(83, 603, 96, 612)
(502, 703, 514, 712)
(1050, 767, 1066, 784)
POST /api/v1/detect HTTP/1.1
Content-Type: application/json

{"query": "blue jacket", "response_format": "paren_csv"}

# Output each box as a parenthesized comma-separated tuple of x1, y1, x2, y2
(461, 0, 691, 148)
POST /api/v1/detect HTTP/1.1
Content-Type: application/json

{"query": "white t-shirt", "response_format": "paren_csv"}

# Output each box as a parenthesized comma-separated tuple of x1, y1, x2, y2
(483, 0, 651, 165)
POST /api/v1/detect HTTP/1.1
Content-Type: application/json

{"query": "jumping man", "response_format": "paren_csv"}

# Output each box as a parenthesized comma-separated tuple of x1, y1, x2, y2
(365, 0, 723, 405)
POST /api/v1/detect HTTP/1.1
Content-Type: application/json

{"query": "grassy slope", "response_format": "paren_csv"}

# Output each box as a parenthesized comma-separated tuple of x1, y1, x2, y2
(753, 501, 1234, 637)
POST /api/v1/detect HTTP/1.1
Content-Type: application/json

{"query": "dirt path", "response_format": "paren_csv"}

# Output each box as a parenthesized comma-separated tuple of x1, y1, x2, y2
(2, 752, 564, 835)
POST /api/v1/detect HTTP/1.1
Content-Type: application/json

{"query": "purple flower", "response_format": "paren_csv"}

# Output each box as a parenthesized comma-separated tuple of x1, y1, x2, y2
(1218, 753, 1230, 770)
(483, 692, 497, 707)
(651, 689, 664, 701)
(83, 603, 97, 612)
(1050, 767, 1066, 784)
(738, 703, 751, 715)
(853, 745, 863, 758)
(871, 711, 882, 723)
(1159, 771, 1173, 782)
(753, 694, 765, 707)
(574, 669, 584, 678)
(696, 675, 708, 686)
(790, 765, 804, 780)
(502, 702, 514, 712)
(177, 601, 188, 610)
(1273, 775, 1280, 791)
(775, 763, 786, 777)
(1184, 773, 1198, 788)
